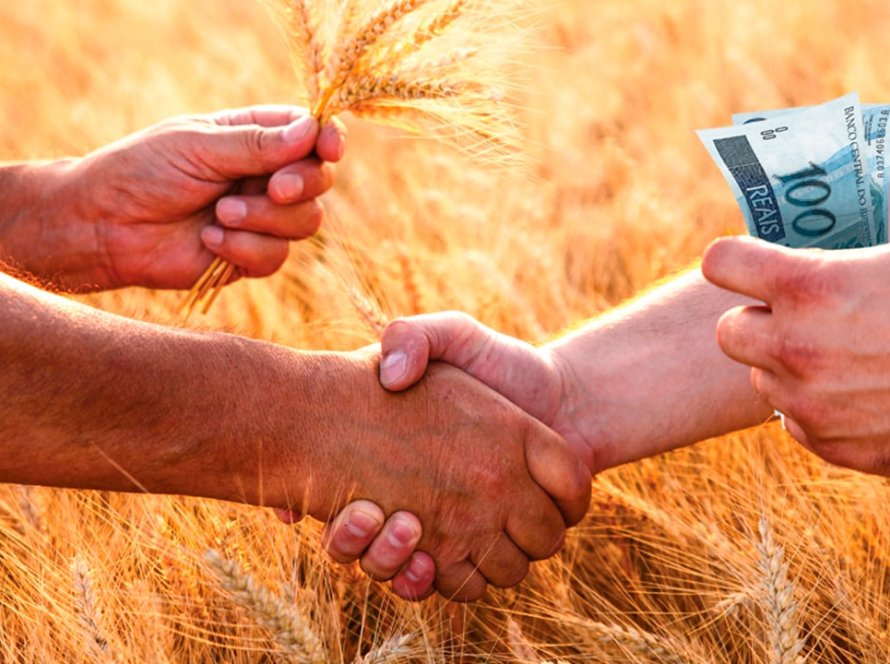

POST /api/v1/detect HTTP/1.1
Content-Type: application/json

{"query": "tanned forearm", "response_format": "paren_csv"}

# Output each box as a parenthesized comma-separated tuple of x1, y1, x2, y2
(0, 271, 356, 511)
(546, 268, 774, 472)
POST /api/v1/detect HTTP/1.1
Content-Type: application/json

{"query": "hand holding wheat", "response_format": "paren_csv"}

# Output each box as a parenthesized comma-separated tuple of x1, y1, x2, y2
(183, 0, 524, 314)
(0, 106, 341, 295)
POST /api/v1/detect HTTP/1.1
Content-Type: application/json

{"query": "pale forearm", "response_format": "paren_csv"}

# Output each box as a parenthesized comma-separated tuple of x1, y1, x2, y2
(0, 271, 345, 508)
(547, 268, 772, 471)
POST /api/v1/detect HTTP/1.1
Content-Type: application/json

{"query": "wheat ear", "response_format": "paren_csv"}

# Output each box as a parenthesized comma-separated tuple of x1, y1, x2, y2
(569, 616, 705, 664)
(204, 549, 325, 663)
(288, 0, 324, 99)
(71, 555, 115, 662)
(184, 0, 518, 315)
(374, 0, 467, 63)
(315, 0, 434, 120)
(757, 517, 806, 664)
(354, 632, 418, 663)
(506, 618, 541, 663)
(348, 286, 390, 336)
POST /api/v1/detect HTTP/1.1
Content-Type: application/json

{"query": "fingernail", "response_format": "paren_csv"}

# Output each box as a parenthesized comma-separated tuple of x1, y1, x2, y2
(275, 173, 304, 201)
(274, 508, 303, 524)
(386, 519, 418, 549)
(282, 116, 316, 143)
(380, 351, 408, 386)
(201, 226, 224, 248)
(217, 198, 247, 225)
(405, 556, 429, 583)
(346, 509, 381, 538)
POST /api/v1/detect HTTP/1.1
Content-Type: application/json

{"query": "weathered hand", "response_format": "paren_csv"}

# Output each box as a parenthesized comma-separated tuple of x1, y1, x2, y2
(38, 105, 345, 291)
(702, 236, 890, 475)
(321, 313, 598, 600)
(274, 350, 590, 603)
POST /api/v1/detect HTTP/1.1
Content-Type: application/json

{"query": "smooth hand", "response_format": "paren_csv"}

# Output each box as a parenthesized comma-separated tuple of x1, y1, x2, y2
(25, 106, 345, 291)
(702, 236, 890, 475)
(318, 313, 596, 600)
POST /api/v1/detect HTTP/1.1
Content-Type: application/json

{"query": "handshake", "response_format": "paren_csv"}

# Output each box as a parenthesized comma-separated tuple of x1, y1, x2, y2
(301, 312, 597, 603)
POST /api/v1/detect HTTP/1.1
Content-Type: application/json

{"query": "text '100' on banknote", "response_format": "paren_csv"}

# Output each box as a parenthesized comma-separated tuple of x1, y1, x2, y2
(699, 93, 889, 250)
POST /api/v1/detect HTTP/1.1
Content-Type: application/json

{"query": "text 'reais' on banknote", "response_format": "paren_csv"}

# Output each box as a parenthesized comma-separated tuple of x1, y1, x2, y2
(699, 93, 875, 250)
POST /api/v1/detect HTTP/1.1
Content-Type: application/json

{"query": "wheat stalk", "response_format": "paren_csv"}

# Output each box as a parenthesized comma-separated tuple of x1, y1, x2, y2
(757, 516, 807, 664)
(184, 0, 523, 315)
(204, 549, 325, 663)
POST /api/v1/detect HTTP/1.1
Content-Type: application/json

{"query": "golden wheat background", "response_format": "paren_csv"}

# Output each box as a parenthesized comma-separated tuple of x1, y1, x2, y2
(2, 0, 890, 661)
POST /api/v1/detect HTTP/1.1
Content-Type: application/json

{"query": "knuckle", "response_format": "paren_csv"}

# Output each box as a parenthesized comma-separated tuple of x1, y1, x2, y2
(303, 201, 324, 235)
(784, 393, 828, 434)
(868, 448, 890, 476)
(450, 584, 486, 603)
(714, 312, 736, 349)
(491, 560, 529, 589)
(472, 461, 510, 497)
(778, 257, 837, 306)
(327, 544, 358, 565)
(359, 557, 394, 582)
(804, 436, 851, 468)
(268, 242, 290, 272)
(750, 368, 771, 401)
(772, 334, 823, 376)
(250, 252, 288, 278)
(447, 310, 477, 327)
(566, 458, 592, 501)
(542, 526, 567, 560)
(318, 162, 336, 191)
(385, 317, 413, 335)
(240, 128, 268, 162)
(524, 515, 565, 561)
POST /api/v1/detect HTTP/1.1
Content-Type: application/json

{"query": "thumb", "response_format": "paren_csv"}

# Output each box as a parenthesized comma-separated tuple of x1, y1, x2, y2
(701, 236, 802, 305)
(380, 312, 498, 391)
(198, 115, 319, 180)
(379, 312, 555, 421)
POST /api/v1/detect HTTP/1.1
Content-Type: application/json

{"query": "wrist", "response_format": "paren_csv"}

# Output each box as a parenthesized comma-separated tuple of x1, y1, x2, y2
(541, 343, 599, 472)
(0, 158, 112, 290)
(205, 340, 369, 517)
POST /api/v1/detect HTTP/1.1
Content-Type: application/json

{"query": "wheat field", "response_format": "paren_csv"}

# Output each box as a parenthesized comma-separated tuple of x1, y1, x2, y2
(3, 0, 890, 661)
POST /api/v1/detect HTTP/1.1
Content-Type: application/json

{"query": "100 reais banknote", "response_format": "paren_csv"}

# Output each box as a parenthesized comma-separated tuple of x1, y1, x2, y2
(699, 93, 890, 249)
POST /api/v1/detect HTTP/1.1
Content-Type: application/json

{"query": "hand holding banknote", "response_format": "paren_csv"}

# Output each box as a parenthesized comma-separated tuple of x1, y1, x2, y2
(699, 94, 890, 473)
(702, 236, 890, 476)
